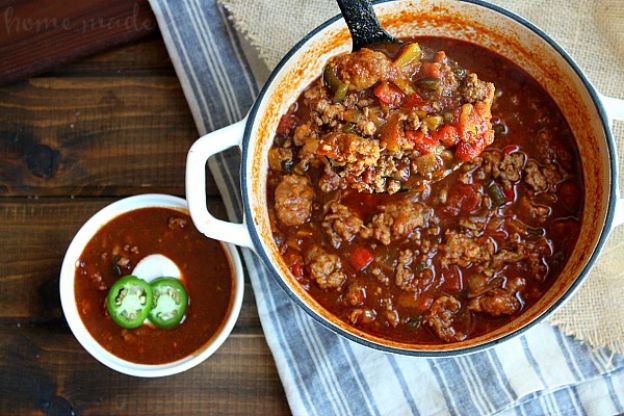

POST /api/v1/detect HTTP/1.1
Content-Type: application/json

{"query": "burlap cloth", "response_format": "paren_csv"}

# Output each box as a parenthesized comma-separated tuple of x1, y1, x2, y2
(218, 0, 624, 353)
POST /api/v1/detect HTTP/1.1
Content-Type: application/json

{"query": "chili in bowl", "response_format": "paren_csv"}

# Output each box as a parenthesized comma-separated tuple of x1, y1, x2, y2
(59, 194, 244, 377)
(185, 0, 624, 355)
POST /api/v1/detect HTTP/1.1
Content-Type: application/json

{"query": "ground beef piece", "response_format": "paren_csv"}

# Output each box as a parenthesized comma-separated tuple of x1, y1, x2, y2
(481, 151, 501, 178)
(498, 152, 525, 182)
(322, 202, 367, 248)
(524, 160, 561, 192)
(361, 153, 411, 194)
(302, 82, 327, 103)
(395, 249, 415, 290)
(468, 289, 520, 316)
(459, 214, 489, 233)
(526, 237, 553, 279)
(313, 98, 345, 127)
(492, 247, 526, 266)
(524, 160, 547, 192)
(345, 284, 366, 306)
(438, 63, 461, 97)
(424, 295, 466, 342)
(441, 231, 494, 267)
(357, 118, 378, 137)
(349, 308, 377, 325)
(543, 164, 563, 187)
(316, 132, 381, 177)
(274, 175, 314, 226)
(519, 196, 551, 223)
(461, 73, 494, 104)
(293, 122, 317, 147)
(505, 276, 526, 293)
(318, 171, 342, 193)
(329, 48, 394, 91)
(369, 201, 435, 245)
(370, 267, 389, 286)
(268, 147, 294, 172)
(307, 248, 346, 290)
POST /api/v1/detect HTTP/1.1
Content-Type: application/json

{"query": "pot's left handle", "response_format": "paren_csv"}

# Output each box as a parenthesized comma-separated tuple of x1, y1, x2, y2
(600, 94, 624, 227)
(186, 119, 254, 248)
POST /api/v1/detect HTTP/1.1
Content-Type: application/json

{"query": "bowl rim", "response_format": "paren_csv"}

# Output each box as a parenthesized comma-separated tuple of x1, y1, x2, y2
(59, 193, 245, 377)
(239, 0, 618, 356)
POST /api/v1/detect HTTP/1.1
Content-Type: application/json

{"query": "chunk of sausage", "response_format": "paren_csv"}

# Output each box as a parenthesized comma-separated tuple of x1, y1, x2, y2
(395, 249, 415, 290)
(525, 160, 562, 192)
(274, 175, 314, 226)
(307, 248, 346, 290)
(498, 152, 525, 182)
(322, 202, 366, 248)
(468, 289, 520, 316)
(369, 201, 435, 245)
(461, 73, 494, 104)
(424, 295, 466, 342)
(329, 48, 394, 91)
(441, 231, 495, 267)
(316, 132, 380, 168)
(524, 160, 547, 192)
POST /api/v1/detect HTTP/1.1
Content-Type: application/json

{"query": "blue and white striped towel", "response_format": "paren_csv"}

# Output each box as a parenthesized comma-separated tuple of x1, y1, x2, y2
(149, 1, 624, 414)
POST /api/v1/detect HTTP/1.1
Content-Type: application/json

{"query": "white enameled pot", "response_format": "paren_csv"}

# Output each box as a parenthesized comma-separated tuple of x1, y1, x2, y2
(186, 0, 624, 355)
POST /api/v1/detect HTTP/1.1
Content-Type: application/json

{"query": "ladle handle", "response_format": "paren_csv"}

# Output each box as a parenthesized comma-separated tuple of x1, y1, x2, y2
(335, 0, 395, 50)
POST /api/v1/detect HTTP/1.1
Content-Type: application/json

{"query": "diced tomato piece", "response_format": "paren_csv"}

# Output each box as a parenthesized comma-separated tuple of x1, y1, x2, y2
(434, 51, 447, 63)
(402, 92, 434, 113)
(559, 181, 581, 212)
(455, 141, 480, 161)
(277, 113, 297, 135)
(443, 183, 481, 215)
(350, 246, 374, 271)
(431, 125, 460, 147)
(504, 186, 515, 203)
(457, 103, 494, 161)
(374, 81, 404, 105)
(503, 144, 520, 155)
(405, 130, 437, 154)
(421, 62, 441, 78)
(415, 294, 434, 312)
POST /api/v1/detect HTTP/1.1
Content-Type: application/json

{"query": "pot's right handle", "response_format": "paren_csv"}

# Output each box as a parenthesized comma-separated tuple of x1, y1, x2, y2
(599, 94, 624, 227)
(186, 119, 254, 249)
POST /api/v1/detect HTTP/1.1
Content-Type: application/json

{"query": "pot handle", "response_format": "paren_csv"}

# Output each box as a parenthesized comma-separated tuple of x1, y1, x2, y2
(599, 94, 624, 227)
(186, 119, 254, 248)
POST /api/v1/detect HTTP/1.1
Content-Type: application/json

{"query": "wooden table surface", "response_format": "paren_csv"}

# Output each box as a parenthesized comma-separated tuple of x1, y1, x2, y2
(0, 33, 290, 415)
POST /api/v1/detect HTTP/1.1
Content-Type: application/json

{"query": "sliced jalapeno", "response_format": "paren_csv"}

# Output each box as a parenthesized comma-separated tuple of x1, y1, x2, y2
(106, 275, 153, 329)
(148, 277, 188, 329)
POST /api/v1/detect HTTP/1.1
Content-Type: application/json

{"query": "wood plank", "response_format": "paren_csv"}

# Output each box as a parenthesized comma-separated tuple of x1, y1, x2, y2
(0, 322, 289, 416)
(45, 37, 177, 77)
(0, 198, 262, 334)
(0, 0, 157, 84)
(0, 76, 221, 196)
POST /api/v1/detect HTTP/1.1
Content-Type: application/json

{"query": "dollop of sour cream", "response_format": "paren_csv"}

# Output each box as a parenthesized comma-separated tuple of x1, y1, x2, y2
(132, 254, 182, 282)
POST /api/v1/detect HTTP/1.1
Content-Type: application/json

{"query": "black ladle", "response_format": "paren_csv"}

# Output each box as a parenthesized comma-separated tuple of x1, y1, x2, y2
(335, 0, 398, 50)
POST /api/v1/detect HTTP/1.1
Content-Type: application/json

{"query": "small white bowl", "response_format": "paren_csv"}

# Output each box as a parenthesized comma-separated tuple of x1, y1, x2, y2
(59, 193, 244, 377)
